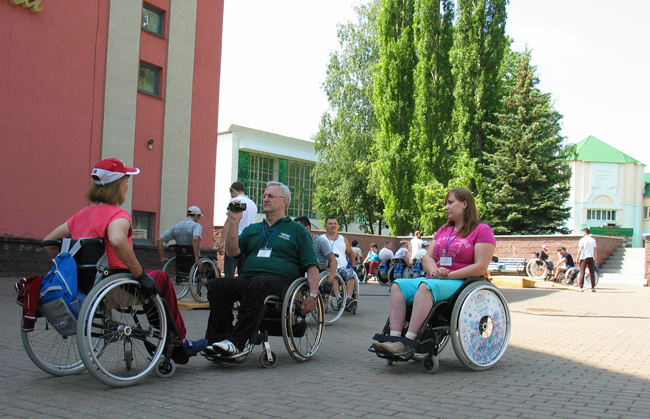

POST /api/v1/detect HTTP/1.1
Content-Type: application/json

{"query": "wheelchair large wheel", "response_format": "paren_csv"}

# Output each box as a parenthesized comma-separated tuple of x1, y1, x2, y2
(563, 267, 579, 285)
(22, 320, 85, 376)
(584, 270, 599, 288)
(377, 263, 390, 286)
(282, 278, 325, 362)
(77, 274, 167, 387)
(189, 258, 220, 303)
(319, 271, 346, 324)
(526, 258, 548, 280)
(450, 281, 510, 371)
(163, 257, 189, 300)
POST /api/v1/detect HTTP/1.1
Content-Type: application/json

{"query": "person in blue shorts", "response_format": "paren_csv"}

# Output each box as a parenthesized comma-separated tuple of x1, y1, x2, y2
(372, 188, 496, 354)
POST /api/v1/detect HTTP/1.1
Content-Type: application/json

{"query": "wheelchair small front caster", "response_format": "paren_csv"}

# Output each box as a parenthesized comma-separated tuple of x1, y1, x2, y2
(422, 353, 439, 374)
(386, 359, 393, 366)
(155, 359, 176, 378)
(260, 351, 277, 369)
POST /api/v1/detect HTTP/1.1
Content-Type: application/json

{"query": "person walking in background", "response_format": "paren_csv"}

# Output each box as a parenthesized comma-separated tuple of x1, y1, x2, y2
(576, 228, 598, 292)
(218, 181, 258, 277)
(410, 230, 423, 257)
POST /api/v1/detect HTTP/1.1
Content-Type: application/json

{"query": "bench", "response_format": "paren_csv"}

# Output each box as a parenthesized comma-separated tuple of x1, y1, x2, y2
(488, 257, 526, 275)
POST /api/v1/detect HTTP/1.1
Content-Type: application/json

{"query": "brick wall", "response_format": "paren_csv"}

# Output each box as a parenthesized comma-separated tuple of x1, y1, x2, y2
(0, 236, 216, 278)
(645, 235, 650, 287)
(1, 231, 623, 279)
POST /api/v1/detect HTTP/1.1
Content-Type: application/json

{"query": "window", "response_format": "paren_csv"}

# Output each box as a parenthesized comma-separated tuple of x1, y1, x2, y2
(286, 161, 316, 218)
(246, 154, 277, 212)
(587, 209, 617, 222)
(644, 206, 650, 220)
(142, 4, 164, 36)
(239, 152, 317, 218)
(132, 211, 155, 242)
(139, 62, 161, 96)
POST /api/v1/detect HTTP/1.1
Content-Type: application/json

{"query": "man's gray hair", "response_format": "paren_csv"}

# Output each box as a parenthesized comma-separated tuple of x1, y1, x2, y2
(267, 181, 291, 207)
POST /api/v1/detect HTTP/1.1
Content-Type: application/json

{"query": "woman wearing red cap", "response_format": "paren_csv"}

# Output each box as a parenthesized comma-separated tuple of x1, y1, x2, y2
(43, 158, 208, 355)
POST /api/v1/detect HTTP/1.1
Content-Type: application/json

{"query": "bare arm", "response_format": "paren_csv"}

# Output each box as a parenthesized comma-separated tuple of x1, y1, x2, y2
(300, 265, 320, 314)
(438, 243, 495, 279)
(344, 238, 356, 268)
(156, 237, 168, 264)
(326, 253, 337, 283)
(192, 235, 203, 268)
(224, 211, 242, 258)
(594, 246, 598, 267)
(43, 222, 72, 258)
(107, 218, 143, 277)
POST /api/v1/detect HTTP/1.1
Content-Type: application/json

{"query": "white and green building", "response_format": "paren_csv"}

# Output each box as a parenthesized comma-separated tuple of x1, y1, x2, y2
(566, 135, 647, 247)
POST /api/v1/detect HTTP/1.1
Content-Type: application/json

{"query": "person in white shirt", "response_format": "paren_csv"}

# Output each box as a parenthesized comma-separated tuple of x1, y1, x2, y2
(394, 242, 409, 261)
(218, 181, 258, 277)
(576, 228, 598, 292)
(412, 240, 429, 264)
(410, 230, 423, 257)
(378, 241, 395, 263)
(323, 217, 358, 310)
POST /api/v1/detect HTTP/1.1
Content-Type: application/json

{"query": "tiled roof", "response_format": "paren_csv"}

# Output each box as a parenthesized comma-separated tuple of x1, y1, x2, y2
(572, 135, 641, 164)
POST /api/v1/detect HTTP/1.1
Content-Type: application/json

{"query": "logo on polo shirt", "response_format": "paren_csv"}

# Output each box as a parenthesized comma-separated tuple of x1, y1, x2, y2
(279, 233, 291, 241)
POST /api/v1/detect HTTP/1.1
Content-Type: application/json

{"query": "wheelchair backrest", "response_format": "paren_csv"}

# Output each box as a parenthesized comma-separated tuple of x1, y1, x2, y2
(172, 244, 195, 273)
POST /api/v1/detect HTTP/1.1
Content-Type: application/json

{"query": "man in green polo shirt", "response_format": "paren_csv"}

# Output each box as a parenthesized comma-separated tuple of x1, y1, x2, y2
(205, 181, 320, 357)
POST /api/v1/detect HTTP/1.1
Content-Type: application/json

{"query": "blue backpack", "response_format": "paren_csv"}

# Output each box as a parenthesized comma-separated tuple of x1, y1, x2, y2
(39, 252, 85, 336)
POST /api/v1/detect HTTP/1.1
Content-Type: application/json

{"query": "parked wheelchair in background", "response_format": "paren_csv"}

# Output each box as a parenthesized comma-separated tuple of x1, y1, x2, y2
(162, 244, 220, 303)
(526, 252, 554, 280)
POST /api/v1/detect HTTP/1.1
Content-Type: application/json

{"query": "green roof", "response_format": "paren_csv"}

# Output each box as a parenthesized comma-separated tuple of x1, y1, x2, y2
(572, 135, 641, 164)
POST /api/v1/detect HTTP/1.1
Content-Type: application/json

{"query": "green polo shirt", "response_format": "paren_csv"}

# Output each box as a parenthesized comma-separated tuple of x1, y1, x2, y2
(239, 216, 318, 279)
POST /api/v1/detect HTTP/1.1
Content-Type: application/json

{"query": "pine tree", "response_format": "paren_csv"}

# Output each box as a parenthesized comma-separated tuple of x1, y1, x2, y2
(484, 50, 572, 234)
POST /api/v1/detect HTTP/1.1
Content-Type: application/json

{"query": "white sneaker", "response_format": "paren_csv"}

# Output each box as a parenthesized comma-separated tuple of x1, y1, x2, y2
(372, 341, 408, 354)
(211, 340, 240, 356)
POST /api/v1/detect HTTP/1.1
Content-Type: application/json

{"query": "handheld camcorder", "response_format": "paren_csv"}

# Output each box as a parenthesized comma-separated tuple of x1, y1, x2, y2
(228, 201, 247, 212)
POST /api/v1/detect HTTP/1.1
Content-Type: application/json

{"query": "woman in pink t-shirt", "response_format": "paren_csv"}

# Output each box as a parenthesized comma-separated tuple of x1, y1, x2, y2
(43, 158, 207, 355)
(372, 188, 496, 355)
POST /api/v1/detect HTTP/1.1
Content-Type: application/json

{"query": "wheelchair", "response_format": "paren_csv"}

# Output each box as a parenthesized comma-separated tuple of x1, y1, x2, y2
(377, 261, 391, 285)
(563, 266, 598, 288)
(23, 238, 191, 387)
(319, 269, 347, 323)
(204, 276, 325, 368)
(387, 258, 408, 283)
(162, 244, 220, 302)
(526, 253, 553, 280)
(370, 277, 511, 373)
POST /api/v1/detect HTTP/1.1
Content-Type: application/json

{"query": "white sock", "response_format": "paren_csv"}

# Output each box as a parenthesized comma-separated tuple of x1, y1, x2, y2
(405, 331, 417, 340)
(390, 330, 401, 337)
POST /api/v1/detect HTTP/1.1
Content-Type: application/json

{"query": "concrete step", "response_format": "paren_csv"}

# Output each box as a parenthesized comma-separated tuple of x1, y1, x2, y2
(598, 273, 647, 286)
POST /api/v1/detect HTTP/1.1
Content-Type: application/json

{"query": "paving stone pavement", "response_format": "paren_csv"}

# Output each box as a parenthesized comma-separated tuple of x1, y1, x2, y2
(1, 276, 649, 418)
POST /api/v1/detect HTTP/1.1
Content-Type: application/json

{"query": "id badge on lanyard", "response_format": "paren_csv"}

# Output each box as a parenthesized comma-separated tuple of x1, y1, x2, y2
(258, 248, 272, 258)
(439, 252, 453, 266)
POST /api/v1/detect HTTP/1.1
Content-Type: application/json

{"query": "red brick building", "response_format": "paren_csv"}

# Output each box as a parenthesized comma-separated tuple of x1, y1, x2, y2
(1, 0, 224, 249)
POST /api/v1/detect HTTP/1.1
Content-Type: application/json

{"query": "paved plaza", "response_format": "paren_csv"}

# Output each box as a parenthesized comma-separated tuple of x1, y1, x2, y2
(1, 276, 649, 418)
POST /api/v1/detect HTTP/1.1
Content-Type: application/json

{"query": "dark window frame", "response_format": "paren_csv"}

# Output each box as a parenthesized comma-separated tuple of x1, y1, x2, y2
(139, 62, 162, 97)
(142, 3, 165, 37)
(132, 211, 155, 243)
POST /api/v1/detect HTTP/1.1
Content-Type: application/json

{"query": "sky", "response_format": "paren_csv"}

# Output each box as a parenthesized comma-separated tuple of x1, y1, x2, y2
(217, 0, 650, 170)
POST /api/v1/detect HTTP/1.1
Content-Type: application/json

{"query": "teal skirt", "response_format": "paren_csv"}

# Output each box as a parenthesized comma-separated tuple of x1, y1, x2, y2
(393, 277, 465, 304)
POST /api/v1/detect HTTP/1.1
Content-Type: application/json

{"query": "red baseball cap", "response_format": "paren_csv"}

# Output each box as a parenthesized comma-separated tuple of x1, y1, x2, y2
(91, 158, 140, 185)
